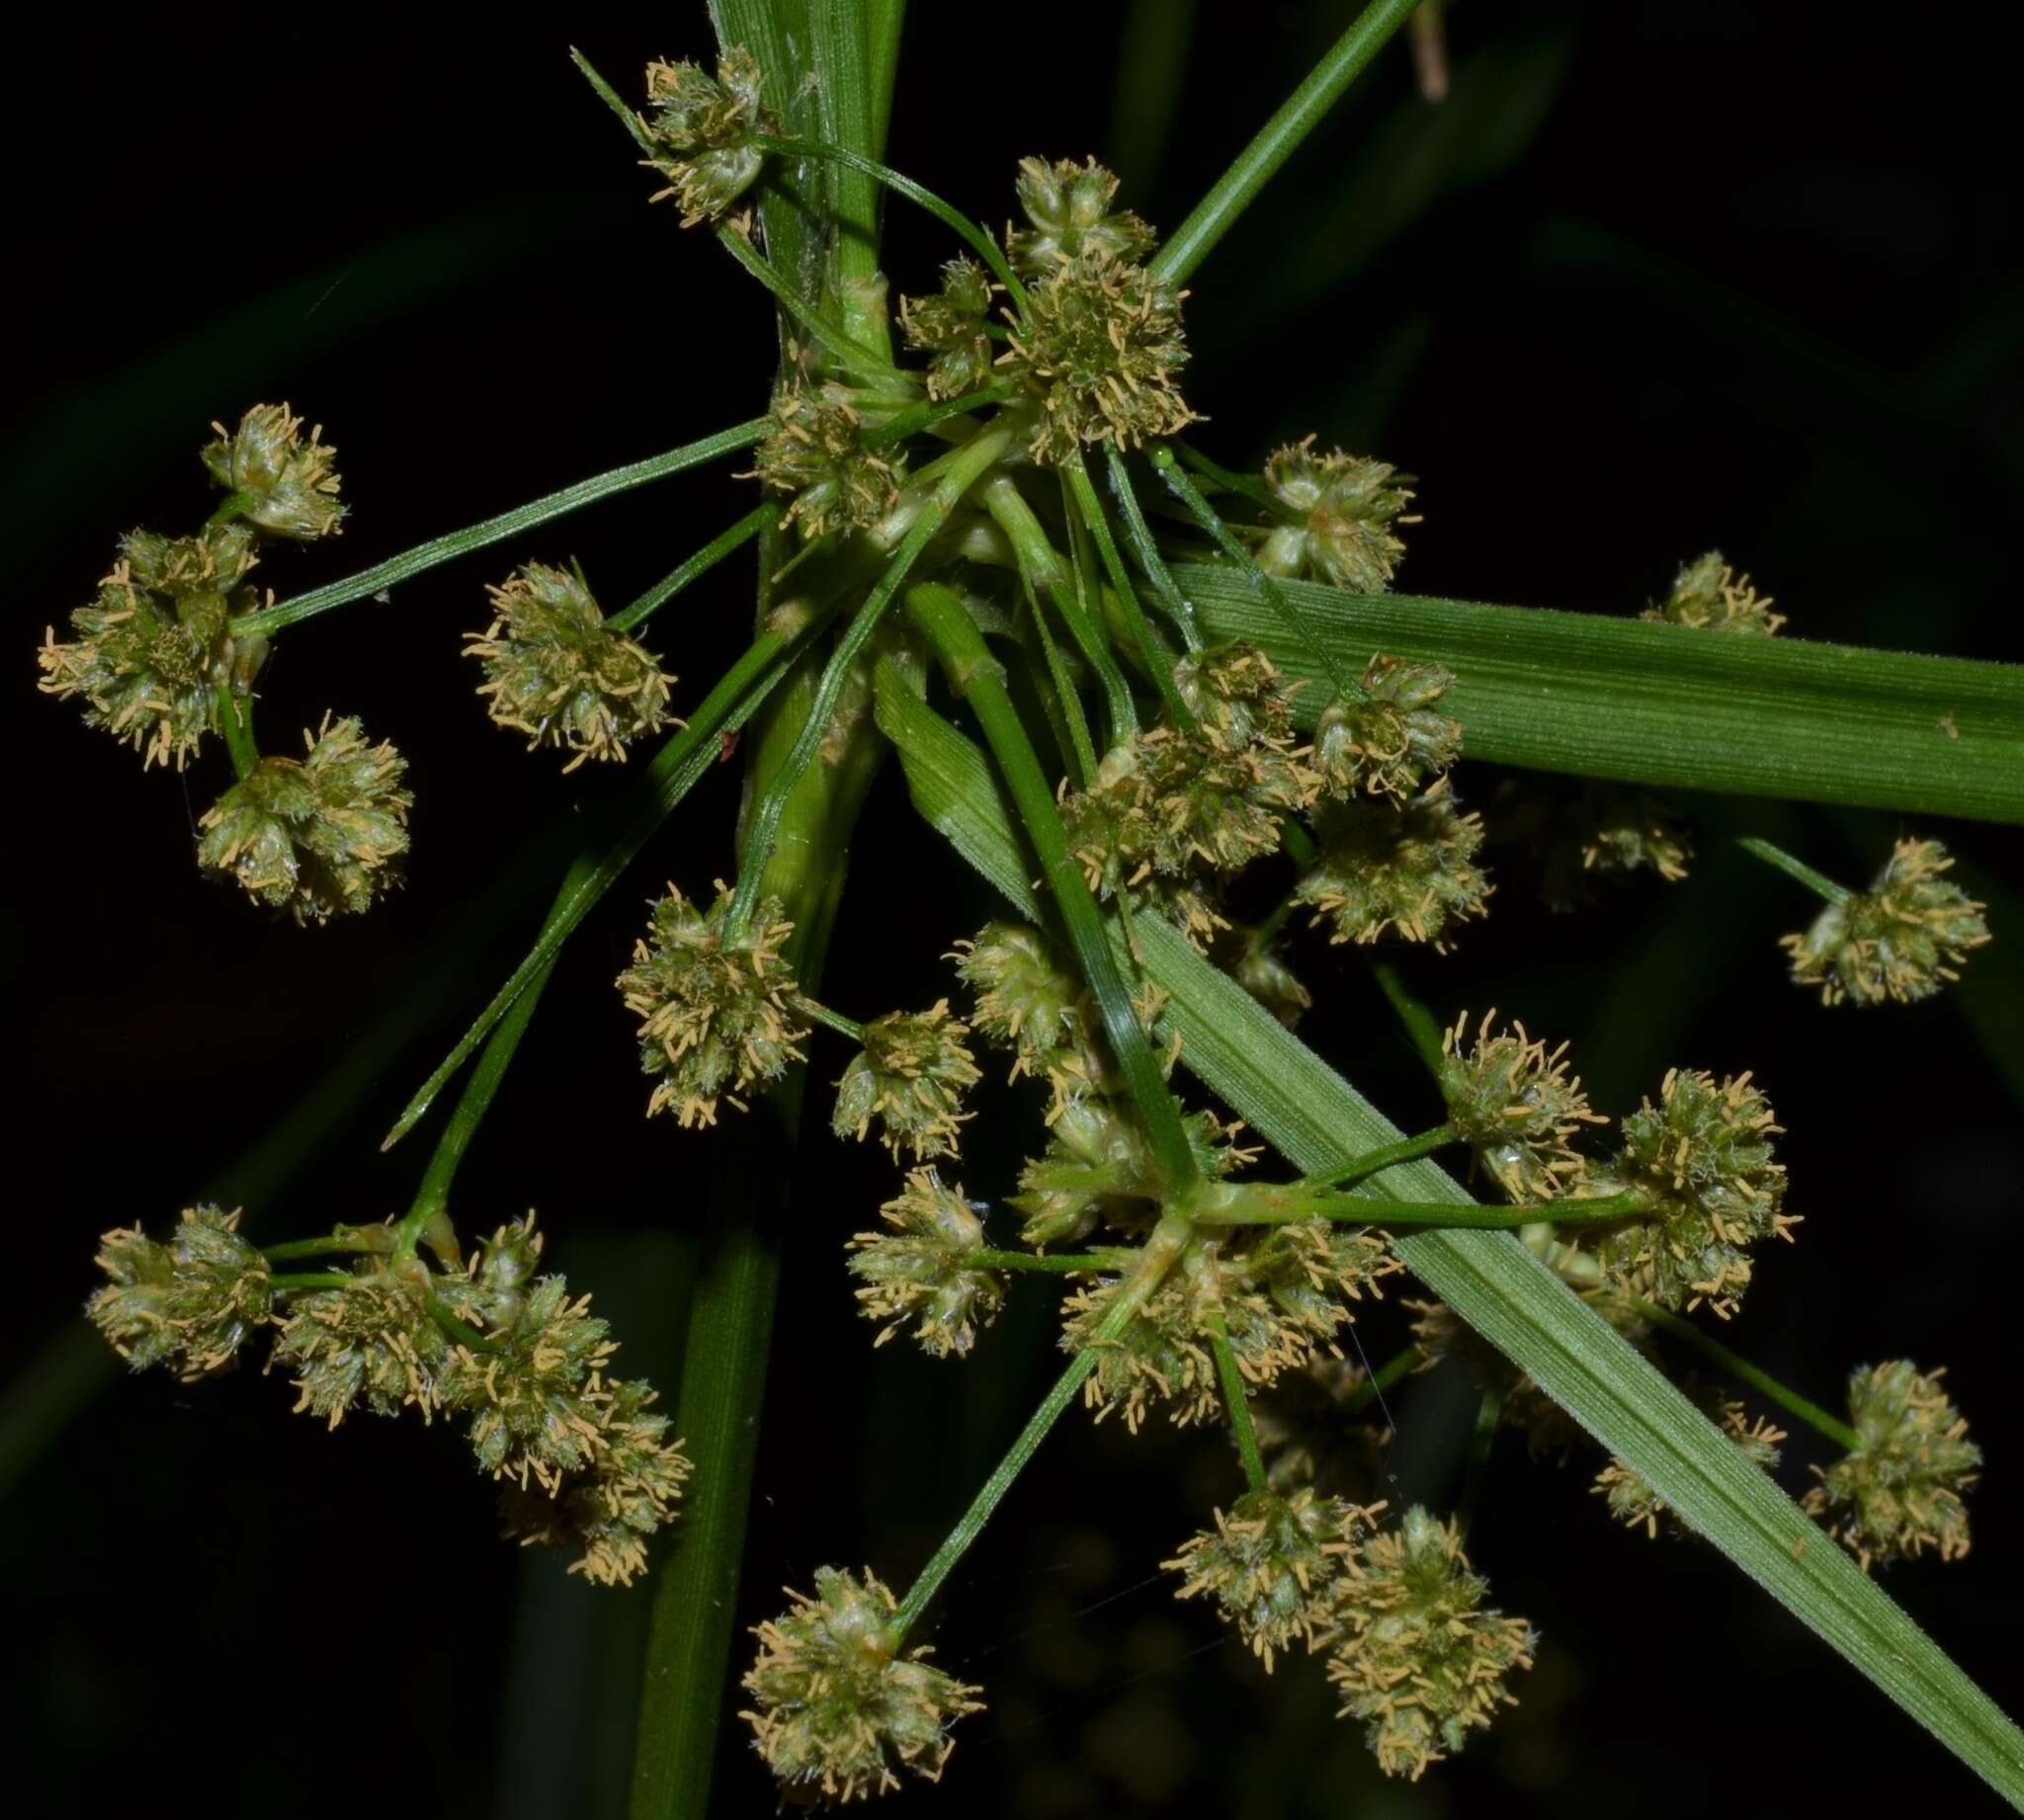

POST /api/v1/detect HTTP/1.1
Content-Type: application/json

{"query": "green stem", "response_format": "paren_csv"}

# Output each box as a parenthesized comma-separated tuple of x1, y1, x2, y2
(1064, 454, 1192, 725)
(214, 686, 259, 780)
(1105, 446, 1205, 653)
(1151, 446, 1354, 697)
(1298, 1123, 1455, 1191)
(1206, 1309, 1269, 1491)
(607, 503, 772, 633)
(863, 379, 1016, 449)
(1020, 572, 1099, 786)
(268, 1272, 354, 1293)
(971, 1246, 1136, 1275)
(1371, 958, 1448, 1079)
(891, 1214, 1189, 1638)
(206, 490, 255, 531)
(234, 419, 767, 637)
(904, 582, 1199, 1191)
(1193, 1189, 1647, 1229)
(1458, 1385, 1504, 1541)
(1343, 1344, 1416, 1416)
(724, 419, 1016, 937)
(261, 1234, 378, 1262)
(712, 219, 908, 382)
(1639, 1302, 1861, 1451)
(791, 994, 865, 1043)
(1172, 440, 1291, 519)
(1736, 836, 1853, 907)
(982, 475, 1138, 744)
(1151, 0, 1423, 286)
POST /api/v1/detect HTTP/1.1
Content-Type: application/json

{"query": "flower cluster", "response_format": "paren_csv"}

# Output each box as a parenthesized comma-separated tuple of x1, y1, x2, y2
(87, 1206, 273, 1381)
(1803, 1362, 1980, 1569)
(952, 920, 1096, 1091)
(1166, 1488, 1382, 1669)
(1294, 780, 1492, 949)
(1326, 1506, 1536, 1780)
(1595, 1396, 1786, 1540)
(898, 257, 996, 401)
(617, 882, 807, 1126)
(641, 47, 771, 226)
(197, 712, 412, 923)
(847, 1170, 1007, 1358)
(1312, 654, 1461, 803)
(1782, 838, 1989, 1006)
(752, 377, 903, 538)
(1575, 787, 1693, 887)
(742, 1567, 982, 1804)
(1254, 439, 1418, 593)
(466, 561, 676, 769)
(1005, 156, 1156, 275)
(832, 1002, 981, 1160)
(1439, 1010, 1605, 1203)
(201, 403, 346, 541)
(1589, 1068, 1793, 1317)
(1644, 551, 1783, 634)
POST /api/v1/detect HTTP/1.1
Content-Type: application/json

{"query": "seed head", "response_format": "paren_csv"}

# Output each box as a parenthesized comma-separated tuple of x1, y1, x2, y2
(466, 562, 676, 770)
(1440, 1011, 1606, 1203)
(1595, 1396, 1785, 1540)
(1592, 1069, 1793, 1318)
(848, 1170, 1007, 1359)
(752, 379, 902, 538)
(899, 257, 997, 401)
(1295, 780, 1492, 950)
(1006, 156, 1156, 276)
(1166, 1489, 1383, 1670)
(1644, 551, 1783, 634)
(1255, 440, 1417, 593)
(87, 1205, 273, 1381)
(197, 713, 412, 923)
(641, 48, 771, 226)
(1783, 838, 1989, 1006)
(742, 1566, 983, 1804)
(617, 882, 807, 1127)
(40, 525, 261, 769)
(1803, 1362, 1980, 1570)
(271, 1267, 447, 1427)
(1004, 246, 1194, 464)
(1313, 655, 1461, 802)
(1326, 1506, 1536, 1780)
(952, 920, 1094, 1084)
(833, 1002, 982, 1161)
(202, 403, 345, 540)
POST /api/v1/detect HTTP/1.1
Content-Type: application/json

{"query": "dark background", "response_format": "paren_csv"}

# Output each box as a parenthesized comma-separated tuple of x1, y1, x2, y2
(6, 2, 2021, 1814)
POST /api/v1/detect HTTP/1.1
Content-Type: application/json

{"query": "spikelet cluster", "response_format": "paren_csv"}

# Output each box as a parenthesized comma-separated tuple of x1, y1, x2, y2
(1644, 551, 1783, 634)
(39, 525, 259, 770)
(641, 48, 771, 225)
(742, 1567, 982, 1804)
(833, 1002, 981, 1160)
(1782, 839, 1989, 1006)
(1166, 1490, 1382, 1670)
(752, 378, 903, 538)
(1591, 1069, 1793, 1317)
(1576, 787, 1693, 886)
(899, 257, 997, 401)
(87, 1206, 273, 1380)
(1005, 156, 1156, 276)
(1440, 1011, 1605, 1203)
(1295, 780, 1491, 950)
(1803, 1362, 1980, 1570)
(1595, 1396, 1785, 1539)
(1313, 655, 1461, 802)
(197, 713, 412, 923)
(617, 883, 807, 1126)
(1325, 1507, 1536, 1779)
(1255, 440, 1417, 592)
(202, 403, 345, 540)
(466, 562, 676, 769)
(952, 920, 1095, 1089)
(847, 1170, 1007, 1359)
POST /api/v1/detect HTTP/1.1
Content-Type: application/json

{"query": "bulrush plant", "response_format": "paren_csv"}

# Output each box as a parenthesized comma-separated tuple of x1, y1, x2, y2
(42, 4, 2024, 1813)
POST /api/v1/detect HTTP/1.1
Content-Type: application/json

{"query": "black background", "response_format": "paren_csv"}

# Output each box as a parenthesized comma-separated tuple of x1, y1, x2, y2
(6, 3, 2021, 1815)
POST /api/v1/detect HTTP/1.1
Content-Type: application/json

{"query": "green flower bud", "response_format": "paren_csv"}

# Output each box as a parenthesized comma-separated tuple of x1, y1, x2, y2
(1312, 655, 1461, 802)
(1256, 440, 1417, 592)
(467, 562, 677, 770)
(1006, 156, 1155, 276)
(1803, 1362, 1980, 1570)
(1782, 838, 1989, 1007)
(1166, 1488, 1381, 1670)
(1591, 1068, 1794, 1318)
(197, 713, 412, 923)
(1005, 246, 1193, 464)
(833, 1002, 982, 1161)
(271, 1267, 446, 1427)
(1597, 1396, 1784, 1539)
(202, 403, 345, 540)
(40, 525, 261, 770)
(1326, 1506, 1536, 1780)
(1644, 550, 1783, 634)
(898, 256, 997, 401)
(742, 1566, 983, 1804)
(642, 47, 770, 226)
(616, 882, 807, 1127)
(1294, 780, 1492, 950)
(848, 1169, 1007, 1359)
(87, 1205, 273, 1381)
(431, 1213, 547, 1332)
(1440, 1010, 1606, 1203)
(751, 379, 903, 538)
